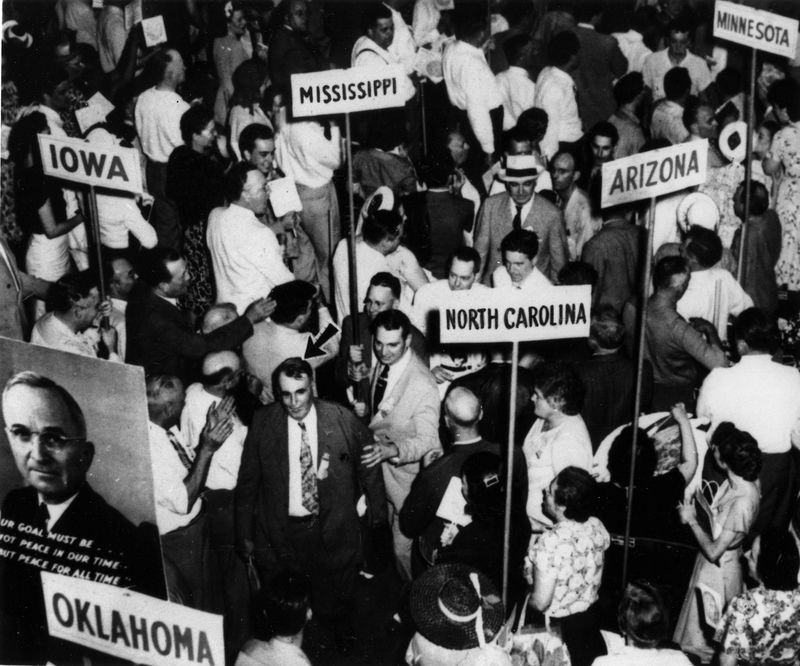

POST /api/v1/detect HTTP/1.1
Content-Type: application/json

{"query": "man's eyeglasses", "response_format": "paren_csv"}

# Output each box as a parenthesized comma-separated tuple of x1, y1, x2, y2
(5, 426, 85, 452)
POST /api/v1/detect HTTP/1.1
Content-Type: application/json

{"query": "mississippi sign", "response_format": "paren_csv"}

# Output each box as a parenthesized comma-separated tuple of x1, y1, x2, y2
(714, 1, 798, 59)
(439, 285, 591, 344)
(601, 139, 708, 207)
(38, 134, 143, 194)
(291, 64, 406, 117)
(42, 572, 224, 666)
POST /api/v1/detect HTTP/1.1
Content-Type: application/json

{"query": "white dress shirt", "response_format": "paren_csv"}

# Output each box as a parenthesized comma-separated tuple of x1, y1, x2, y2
(534, 66, 583, 159)
(97, 5, 127, 73)
(180, 383, 247, 491)
(134, 88, 190, 163)
(677, 267, 753, 341)
(31, 313, 121, 362)
(442, 40, 503, 155)
(563, 187, 600, 260)
(287, 405, 318, 517)
(496, 66, 536, 130)
(351, 36, 415, 101)
(109, 297, 127, 362)
(642, 48, 712, 101)
(207, 203, 294, 314)
(275, 121, 341, 189)
(612, 30, 652, 73)
(697, 355, 800, 454)
(372, 348, 412, 413)
(492, 265, 552, 291)
(411, 279, 489, 335)
(148, 422, 203, 534)
(650, 99, 689, 145)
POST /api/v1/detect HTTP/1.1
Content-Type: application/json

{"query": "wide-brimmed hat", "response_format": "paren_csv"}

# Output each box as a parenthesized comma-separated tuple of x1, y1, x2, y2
(410, 563, 505, 651)
(499, 154, 545, 182)
(718, 120, 752, 164)
(677, 192, 720, 233)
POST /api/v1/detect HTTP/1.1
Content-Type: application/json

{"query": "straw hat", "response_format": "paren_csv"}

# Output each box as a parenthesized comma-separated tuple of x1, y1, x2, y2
(410, 563, 505, 651)
(718, 120, 751, 164)
(676, 192, 720, 233)
(499, 154, 545, 182)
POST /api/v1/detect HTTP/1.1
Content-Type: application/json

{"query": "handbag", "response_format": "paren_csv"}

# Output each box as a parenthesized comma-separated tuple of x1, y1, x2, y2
(499, 593, 571, 666)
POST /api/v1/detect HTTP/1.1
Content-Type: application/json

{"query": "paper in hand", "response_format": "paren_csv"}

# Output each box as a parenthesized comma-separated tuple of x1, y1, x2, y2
(435, 477, 472, 526)
(75, 93, 115, 134)
(142, 15, 168, 47)
(268, 176, 303, 218)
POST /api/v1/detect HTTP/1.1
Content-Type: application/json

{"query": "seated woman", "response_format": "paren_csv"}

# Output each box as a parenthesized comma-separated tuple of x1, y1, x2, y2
(522, 361, 592, 531)
(593, 580, 693, 665)
(235, 572, 312, 666)
(714, 529, 800, 666)
(673, 423, 762, 661)
(594, 403, 698, 545)
(525, 467, 610, 666)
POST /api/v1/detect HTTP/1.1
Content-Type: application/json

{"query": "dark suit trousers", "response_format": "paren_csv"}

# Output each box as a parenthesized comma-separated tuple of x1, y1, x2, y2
(145, 159, 182, 251)
(257, 517, 356, 626)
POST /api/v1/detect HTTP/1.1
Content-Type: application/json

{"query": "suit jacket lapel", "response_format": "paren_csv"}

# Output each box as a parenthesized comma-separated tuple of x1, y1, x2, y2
(273, 413, 289, 488)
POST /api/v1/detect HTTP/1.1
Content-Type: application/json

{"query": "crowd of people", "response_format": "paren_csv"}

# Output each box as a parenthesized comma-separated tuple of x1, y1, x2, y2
(1, 0, 800, 664)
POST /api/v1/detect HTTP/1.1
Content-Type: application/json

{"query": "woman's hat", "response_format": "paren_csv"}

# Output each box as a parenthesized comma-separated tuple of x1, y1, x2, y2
(410, 563, 505, 651)
(676, 192, 720, 233)
(499, 154, 545, 182)
(718, 120, 752, 164)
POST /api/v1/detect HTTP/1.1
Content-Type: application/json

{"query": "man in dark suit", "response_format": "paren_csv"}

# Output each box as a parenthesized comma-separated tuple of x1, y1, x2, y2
(399, 387, 529, 576)
(571, 2, 628, 131)
(0, 371, 164, 664)
(235, 358, 386, 653)
(473, 154, 568, 284)
(127, 247, 275, 384)
(335, 271, 427, 397)
(268, 0, 328, 93)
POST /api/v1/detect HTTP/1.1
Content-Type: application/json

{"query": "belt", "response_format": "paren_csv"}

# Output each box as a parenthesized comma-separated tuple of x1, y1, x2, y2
(288, 514, 318, 524)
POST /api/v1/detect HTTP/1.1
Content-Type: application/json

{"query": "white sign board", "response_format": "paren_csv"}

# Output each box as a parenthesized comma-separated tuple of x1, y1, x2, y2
(714, 1, 798, 59)
(601, 139, 708, 208)
(439, 285, 591, 344)
(291, 65, 406, 117)
(41, 572, 224, 666)
(38, 134, 143, 194)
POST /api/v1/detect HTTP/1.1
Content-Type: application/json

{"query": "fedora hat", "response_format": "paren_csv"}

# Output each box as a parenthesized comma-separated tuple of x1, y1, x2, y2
(499, 154, 544, 182)
(677, 192, 720, 233)
(410, 563, 505, 651)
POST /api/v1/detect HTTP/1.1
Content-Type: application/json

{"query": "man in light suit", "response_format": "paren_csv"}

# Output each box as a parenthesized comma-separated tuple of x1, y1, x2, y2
(358, 310, 440, 581)
(473, 154, 568, 284)
(235, 358, 386, 653)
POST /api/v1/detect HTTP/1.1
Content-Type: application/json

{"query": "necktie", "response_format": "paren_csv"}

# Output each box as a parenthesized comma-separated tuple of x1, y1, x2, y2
(372, 363, 389, 414)
(167, 430, 193, 471)
(512, 204, 523, 230)
(34, 502, 50, 533)
(297, 421, 319, 514)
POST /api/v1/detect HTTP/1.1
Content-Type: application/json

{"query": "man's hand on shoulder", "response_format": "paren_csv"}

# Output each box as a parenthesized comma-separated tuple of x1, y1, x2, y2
(244, 297, 277, 324)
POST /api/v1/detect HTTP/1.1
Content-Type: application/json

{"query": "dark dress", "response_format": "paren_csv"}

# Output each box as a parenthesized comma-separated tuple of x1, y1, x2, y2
(166, 145, 227, 315)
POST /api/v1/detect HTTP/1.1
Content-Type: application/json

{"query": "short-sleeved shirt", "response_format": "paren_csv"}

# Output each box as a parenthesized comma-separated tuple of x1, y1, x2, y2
(715, 587, 800, 665)
(529, 517, 610, 617)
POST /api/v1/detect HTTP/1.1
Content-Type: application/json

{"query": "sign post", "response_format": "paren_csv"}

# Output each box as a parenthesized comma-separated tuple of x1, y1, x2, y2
(37, 133, 143, 305)
(712, 1, 798, 285)
(290, 64, 406, 351)
(601, 143, 708, 588)
(439, 285, 591, 605)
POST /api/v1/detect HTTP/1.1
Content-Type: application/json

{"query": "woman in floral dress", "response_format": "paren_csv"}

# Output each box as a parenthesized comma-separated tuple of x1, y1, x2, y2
(763, 79, 800, 291)
(714, 529, 800, 665)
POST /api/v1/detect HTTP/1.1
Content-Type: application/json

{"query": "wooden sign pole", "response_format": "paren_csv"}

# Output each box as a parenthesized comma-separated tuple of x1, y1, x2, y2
(501, 339, 519, 608)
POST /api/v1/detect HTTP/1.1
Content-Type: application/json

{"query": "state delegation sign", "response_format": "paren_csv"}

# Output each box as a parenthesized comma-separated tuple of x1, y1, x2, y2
(601, 139, 708, 208)
(291, 64, 406, 117)
(38, 134, 143, 194)
(714, 1, 798, 59)
(439, 285, 591, 344)
(41, 572, 224, 666)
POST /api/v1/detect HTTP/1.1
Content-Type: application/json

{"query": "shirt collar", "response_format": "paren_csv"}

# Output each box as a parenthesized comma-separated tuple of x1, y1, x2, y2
(577, 22, 594, 29)
(39, 488, 81, 529)
(453, 436, 483, 445)
(289, 403, 317, 429)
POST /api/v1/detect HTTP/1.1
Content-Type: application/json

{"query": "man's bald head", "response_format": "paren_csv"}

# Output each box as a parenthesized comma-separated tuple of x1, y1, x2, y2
(444, 387, 482, 429)
(202, 351, 241, 376)
(201, 303, 239, 334)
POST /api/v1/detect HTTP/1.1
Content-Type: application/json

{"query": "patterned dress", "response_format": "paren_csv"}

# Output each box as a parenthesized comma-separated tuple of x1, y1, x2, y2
(715, 587, 800, 665)
(771, 123, 800, 290)
(1, 80, 22, 253)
